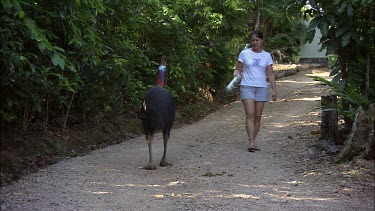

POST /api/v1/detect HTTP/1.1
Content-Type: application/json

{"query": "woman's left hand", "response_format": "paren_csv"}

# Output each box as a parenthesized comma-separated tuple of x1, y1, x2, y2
(271, 90, 277, 101)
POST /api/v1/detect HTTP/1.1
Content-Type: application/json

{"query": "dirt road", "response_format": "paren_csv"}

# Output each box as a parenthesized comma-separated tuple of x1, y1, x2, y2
(1, 69, 374, 210)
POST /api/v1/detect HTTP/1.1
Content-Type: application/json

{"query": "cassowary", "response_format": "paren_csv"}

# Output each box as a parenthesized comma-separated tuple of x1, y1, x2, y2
(138, 56, 176, 170)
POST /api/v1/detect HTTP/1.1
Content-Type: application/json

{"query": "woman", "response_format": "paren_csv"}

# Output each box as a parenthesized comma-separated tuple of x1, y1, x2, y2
(234, 30, 277, 152)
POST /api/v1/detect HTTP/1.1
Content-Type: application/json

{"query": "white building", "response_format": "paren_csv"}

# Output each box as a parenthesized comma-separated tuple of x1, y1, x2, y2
(299, 23, 328, 66)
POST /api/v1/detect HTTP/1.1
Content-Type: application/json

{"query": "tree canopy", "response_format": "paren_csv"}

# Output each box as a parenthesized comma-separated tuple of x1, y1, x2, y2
(1, 0, 308, 131)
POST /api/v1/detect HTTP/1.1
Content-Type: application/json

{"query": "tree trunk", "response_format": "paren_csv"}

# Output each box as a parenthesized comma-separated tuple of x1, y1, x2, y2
(365, 5, 372, 98)
(335, 105, 375, 163)
(320, 95, 339, 143)
(362, 104, 375, 160)
(254, 0, 262, 30)
(255, 10, 260, 30)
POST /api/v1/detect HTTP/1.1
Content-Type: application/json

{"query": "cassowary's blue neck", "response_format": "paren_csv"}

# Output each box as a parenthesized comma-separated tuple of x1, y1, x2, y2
(157, 65, 166, 87)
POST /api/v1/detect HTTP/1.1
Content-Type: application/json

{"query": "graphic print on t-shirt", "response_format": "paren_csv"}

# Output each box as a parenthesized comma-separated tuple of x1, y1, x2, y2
(252, 59, 261, 66)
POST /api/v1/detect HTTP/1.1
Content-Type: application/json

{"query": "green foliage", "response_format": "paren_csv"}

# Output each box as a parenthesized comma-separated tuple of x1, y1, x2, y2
(294, 0, 375, 122)
(310, 76, 371, 120)
(1, 0, 308, 133)
(1, 0, 107, 127)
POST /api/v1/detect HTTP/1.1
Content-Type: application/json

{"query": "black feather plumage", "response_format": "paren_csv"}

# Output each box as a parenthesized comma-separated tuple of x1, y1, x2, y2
(139, 85, 176, 170)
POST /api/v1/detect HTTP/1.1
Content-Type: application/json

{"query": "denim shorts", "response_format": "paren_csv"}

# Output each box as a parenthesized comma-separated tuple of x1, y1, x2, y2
(240, 86, 269, 102)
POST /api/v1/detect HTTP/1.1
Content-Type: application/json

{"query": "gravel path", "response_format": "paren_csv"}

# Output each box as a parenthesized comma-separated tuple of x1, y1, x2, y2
(1, 69, 374, 210)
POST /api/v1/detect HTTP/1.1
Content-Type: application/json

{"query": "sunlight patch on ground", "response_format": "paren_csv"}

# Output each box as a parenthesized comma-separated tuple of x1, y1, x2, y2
(303, 171, 323, 177)
(288, 96, 321, 101)
(269, 122, 289, 128)
(310, 111, 321, 115)
(290, 120, 319, 126)
(91, 191, 112, 195)
(215, 194, 260, 199)
(344, 169, 360, 175)
(272, 123, 288, 127)
(306, 72, 330, 78)
(273, 64, 297, 71)
(114, 183, 142, 187)
(277, 80, 317, 85)
(102, 168, 121, 172)
(286, 180, 305, 185)
(148, 184, 161, 187)
(114, 183, 161, 188)
(168, 192, 197, 198)
(168, 181, 184, 186)
(265, 192, 338, 201)
(153, 194, 165, 198)
(91, 181, 107, 185)
(238, 184, 277, 189)
(114, 181, 184, 189)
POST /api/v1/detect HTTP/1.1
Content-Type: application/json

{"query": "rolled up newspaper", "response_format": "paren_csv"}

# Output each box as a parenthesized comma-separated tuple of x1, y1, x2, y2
(225, 75, 241, 92)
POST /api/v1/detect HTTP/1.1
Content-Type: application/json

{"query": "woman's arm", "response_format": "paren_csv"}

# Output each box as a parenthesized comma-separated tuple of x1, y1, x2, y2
(234, 61, 244, 76)
(266, 64, 277, 101)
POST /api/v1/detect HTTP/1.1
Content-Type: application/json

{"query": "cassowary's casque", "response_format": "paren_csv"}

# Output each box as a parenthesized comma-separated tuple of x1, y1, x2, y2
(138, 56, 176, 170)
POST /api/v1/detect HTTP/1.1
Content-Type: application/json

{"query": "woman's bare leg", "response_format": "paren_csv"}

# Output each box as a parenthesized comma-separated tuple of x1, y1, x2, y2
(243, 99, 265, 148)
(252, 101, 265, 147)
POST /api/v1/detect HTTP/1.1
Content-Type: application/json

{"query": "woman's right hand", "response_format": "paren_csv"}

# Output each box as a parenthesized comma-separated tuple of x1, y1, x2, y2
(233, 69, 241, 76)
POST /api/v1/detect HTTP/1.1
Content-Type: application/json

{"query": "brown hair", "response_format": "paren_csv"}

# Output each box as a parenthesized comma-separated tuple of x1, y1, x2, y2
(251, 30, 264, 39)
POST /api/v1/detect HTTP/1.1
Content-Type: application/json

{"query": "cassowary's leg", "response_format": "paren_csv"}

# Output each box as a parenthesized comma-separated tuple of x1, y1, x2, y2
(144, 133, 157, 170)
(160, 129, 173, 167)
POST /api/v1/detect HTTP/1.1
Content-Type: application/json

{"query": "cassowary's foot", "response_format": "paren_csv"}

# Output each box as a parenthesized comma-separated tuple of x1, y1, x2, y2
(160, 160, 173, 167)
(143, 163, 157, 170)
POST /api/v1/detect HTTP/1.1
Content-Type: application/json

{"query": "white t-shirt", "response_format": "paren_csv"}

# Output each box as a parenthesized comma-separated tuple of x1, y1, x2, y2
(238, 48, 273, 87)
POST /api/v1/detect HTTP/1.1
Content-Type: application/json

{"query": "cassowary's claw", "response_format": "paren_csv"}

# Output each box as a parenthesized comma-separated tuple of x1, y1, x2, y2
(143, 164, 157, 170)
(160, 160, 173, 167)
